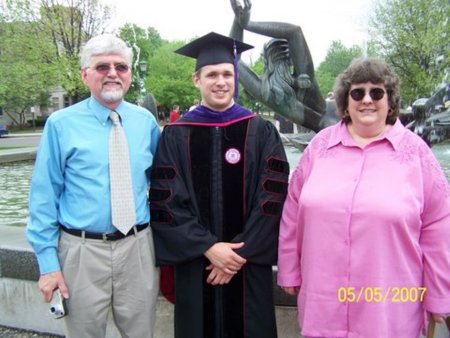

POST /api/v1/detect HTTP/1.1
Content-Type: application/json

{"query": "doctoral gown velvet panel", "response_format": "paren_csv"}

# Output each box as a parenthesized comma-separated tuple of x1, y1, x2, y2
(150, 106, 289, 338)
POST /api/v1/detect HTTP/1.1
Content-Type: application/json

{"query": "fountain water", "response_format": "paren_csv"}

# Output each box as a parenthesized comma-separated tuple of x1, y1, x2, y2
(0, 143, 449, 227)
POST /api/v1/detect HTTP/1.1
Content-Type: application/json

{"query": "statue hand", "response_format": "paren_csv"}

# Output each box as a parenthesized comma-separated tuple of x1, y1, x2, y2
(296, 74, 312, 89)
(230, 0, 252, 28)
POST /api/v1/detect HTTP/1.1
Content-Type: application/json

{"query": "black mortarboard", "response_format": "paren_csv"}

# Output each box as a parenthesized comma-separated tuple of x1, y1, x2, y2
(175, 32, 253, 98)
(175, 32, 253, 70)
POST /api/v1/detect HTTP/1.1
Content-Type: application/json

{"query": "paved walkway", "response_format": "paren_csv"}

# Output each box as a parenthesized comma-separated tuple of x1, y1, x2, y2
(0, 325, 62, 338)
(0, 132, 40, 163)
(0, 147, 37, 163)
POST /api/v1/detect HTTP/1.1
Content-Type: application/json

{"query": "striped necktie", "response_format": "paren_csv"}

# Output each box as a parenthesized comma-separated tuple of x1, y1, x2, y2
(109, 111, 136, 234)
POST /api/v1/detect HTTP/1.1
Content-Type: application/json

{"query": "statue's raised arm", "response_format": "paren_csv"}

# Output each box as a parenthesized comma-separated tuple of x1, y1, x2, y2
(230, 0, 252, 40)
(229, 0, 338, 132)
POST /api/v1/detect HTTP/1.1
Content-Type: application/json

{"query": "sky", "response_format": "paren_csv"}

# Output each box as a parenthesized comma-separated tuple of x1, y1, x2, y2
(108, 0, 375, 66)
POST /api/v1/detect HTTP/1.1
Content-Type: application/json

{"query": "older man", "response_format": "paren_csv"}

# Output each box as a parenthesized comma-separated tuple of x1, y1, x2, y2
(27, 34, 160, 338)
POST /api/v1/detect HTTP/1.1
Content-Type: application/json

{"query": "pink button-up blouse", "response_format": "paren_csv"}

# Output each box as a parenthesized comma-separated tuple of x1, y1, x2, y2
(278, 120, 450, 338)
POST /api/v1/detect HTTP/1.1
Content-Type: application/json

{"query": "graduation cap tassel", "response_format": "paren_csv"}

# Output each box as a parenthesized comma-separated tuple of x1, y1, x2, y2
(174, 32, 253, 100)
(233, 40, 239, 100)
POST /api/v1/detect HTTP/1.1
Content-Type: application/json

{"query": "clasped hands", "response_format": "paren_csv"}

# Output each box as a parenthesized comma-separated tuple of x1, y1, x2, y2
(204, 242, 247, 285)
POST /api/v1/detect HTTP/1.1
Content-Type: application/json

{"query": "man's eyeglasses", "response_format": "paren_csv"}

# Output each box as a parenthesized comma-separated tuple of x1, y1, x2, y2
(91, 63, 130, 74)
(349, 88, 386, 101)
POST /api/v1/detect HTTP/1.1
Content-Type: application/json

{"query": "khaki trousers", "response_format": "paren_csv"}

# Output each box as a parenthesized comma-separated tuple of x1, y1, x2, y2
(58, 227, 159, 338)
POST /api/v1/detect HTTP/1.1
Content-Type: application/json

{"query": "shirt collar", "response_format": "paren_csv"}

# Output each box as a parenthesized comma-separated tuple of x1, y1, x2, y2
(87, 96, 126, 124)
(326, 119, 404, 151)
(382, 119, 405, 151)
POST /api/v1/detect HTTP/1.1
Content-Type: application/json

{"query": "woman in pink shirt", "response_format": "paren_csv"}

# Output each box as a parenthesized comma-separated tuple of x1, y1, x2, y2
(277, 58, 450, 338)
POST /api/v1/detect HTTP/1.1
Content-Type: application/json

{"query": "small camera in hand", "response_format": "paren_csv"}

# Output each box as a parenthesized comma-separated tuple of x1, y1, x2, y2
(49, 289, 67, 319)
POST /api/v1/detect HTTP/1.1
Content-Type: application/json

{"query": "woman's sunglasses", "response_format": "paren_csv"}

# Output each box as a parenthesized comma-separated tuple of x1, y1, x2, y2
(91, 63, 130, 74)
(349, 88, 385, 101)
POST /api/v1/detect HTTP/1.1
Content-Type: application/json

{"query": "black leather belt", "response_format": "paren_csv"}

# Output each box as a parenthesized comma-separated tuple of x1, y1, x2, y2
(60, 223, 149, 241)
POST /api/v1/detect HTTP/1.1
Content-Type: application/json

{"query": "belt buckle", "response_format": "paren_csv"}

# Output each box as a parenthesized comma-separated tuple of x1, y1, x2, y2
(104, 232, 122, 241)
(103, 233, 117, 241)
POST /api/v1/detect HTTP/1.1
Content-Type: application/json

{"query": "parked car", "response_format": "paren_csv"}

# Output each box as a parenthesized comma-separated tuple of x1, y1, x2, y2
(0, 123, 9, 137)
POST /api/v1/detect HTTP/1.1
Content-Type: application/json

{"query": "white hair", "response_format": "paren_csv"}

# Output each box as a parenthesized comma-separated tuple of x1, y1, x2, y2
(80, 34, 133, 68)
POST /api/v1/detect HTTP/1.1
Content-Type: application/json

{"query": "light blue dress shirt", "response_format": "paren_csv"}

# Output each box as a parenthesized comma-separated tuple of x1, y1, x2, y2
(27, 96, 160, 274)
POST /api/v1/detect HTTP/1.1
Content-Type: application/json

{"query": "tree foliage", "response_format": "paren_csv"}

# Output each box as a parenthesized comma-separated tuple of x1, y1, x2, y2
(370, 0, 450, 104)
(148, 41, 199, 113)
(5, 0, 448, 124)
(0, 20, 60, 126)
(315, 41, 364, 97)
(2, 0, 112, 105)
(118, 24, 163, 104)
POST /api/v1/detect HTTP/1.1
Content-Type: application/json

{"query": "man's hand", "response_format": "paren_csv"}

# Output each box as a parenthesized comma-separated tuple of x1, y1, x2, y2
(38, 271, 69, 302)
(230, 0, 252, 29)
(204, 242, 247, 275)
(206, 264, 234, 285)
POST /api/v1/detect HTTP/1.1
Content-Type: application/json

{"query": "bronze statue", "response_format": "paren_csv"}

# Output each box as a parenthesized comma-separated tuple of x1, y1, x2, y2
(229, 0, 339, 132)
(408, 83, 450, 145)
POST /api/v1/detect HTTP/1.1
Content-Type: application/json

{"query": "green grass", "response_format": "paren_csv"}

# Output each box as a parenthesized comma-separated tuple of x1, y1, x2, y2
(9, 127, 43, 134)
(0, 146, 23, 150)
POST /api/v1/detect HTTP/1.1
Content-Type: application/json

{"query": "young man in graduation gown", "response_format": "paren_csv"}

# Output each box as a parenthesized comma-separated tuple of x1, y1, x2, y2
(149, 32, 289, 338)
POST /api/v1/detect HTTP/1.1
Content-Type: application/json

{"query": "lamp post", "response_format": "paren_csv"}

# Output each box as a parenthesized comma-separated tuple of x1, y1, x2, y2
(138, 60, 157, 118)
(139, 60, 148, 96)
(30, 107, 36, 132)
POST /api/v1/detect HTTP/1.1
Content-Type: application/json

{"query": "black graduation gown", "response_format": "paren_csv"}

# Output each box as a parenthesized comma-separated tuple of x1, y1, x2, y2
(150, 106, 289, 338)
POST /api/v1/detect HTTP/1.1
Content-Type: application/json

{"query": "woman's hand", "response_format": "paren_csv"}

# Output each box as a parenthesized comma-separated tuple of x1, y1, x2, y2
(281, 286, 300, 296)
(230, 0, 252, 29)
(430, 312, 449, 324)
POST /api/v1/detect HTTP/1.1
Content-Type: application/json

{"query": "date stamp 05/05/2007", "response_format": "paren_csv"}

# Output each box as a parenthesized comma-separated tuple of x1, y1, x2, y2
(337, 287, 427, 303)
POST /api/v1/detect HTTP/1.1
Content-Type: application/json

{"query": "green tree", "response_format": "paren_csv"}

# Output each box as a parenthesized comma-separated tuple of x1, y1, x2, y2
(40, 0, 112, 101)
(0, 20, 59, 127)
(118, 24, 163, 103)
(148, 41, 198, 113)
(315, 41, 364, 97)
(4, 0, 112, 103)
(370, 0, 450, 104)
